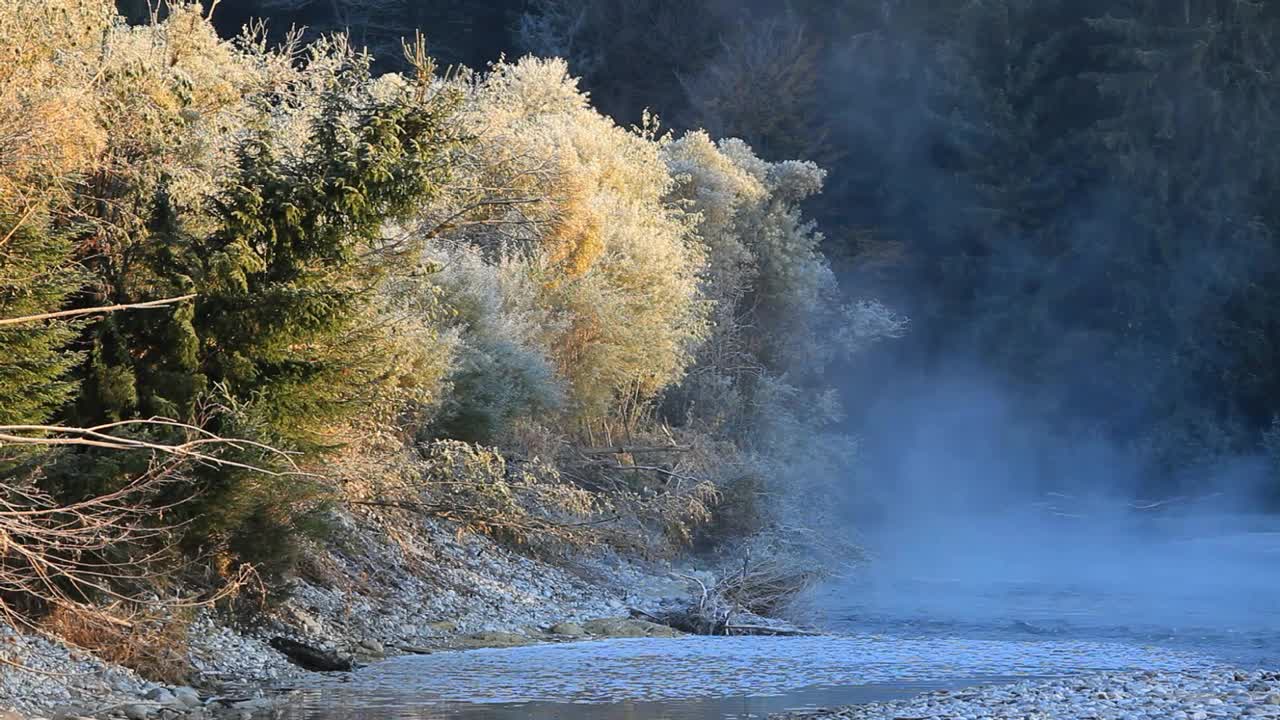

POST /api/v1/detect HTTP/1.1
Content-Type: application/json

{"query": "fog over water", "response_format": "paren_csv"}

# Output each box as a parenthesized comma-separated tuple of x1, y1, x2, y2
(822, 368, 1280, 666)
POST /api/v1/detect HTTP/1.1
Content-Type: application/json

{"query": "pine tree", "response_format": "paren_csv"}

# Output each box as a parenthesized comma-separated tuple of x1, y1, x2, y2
(0, 209, 84, 426)
(78, 45, 458, 437)
(61, 43, 462, 567)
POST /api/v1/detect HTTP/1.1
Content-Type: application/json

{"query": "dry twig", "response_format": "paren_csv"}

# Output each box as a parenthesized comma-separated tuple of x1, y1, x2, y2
(0, 294, 197, 327)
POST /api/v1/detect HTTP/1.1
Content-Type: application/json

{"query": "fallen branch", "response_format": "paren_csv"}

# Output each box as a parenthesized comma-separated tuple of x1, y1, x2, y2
(598, 463, 701, 484)
(580, 446, 691, 456)
(723, 624, 820, 637)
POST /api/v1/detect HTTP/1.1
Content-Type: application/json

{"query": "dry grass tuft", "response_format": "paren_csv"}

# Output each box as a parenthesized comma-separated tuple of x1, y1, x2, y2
(41, 604, 194, 684)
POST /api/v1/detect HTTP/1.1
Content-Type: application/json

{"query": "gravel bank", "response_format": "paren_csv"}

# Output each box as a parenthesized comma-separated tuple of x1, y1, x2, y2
(774, 669, 1280, 720)
(0, 504, 706, 718)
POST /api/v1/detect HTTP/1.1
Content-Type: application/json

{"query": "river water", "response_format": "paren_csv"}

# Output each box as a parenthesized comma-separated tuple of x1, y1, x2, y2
(280, 633, 1219, 719)
(282, 520, 1280, 719)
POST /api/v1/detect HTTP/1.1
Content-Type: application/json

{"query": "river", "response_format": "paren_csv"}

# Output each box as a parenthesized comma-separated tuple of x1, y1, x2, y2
(281, 518, 1280, 719)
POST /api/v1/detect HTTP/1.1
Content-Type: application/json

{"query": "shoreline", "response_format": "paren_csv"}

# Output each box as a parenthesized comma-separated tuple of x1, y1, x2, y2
(0, 502, 732, 719)
(7, 505, 1273, 720)
(772, 669, 1280, 720)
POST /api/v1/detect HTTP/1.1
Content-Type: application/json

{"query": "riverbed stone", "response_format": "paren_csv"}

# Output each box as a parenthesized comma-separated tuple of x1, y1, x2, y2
(770, 670, 1280, 720)
(581, 617, 681, 638)
(143, 688, 176, 705)
(171, 687, 201, 709)
(549, 622, 585, 637)
(465, 631, 530, 647)
(357, 639, 384, 656)
(1, 501, 704, 719)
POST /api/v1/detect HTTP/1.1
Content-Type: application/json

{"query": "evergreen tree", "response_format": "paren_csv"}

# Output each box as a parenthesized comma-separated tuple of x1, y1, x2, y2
(1082, 0, 1280, 467)
(62, 43, 462, 565)
(0, 210, 84, 426)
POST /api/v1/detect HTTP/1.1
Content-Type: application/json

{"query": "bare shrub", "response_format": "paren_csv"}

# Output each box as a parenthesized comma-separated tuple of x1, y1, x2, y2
(696, 473, 767, 547)
(348, 440, 607, 552)
(657, 555, 821, 636)
(715, 555, 820, 619)
(0, 420, 270, 675)
(560, 427, 731, 553)
(41, 604, 194, 684)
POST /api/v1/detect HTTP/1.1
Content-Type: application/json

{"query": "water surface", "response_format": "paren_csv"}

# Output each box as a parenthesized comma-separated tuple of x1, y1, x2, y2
(281, 633, 1218, 719)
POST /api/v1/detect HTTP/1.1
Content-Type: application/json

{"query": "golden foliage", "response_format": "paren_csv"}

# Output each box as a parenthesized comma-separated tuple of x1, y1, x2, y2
(542, 160, 605, 281)
(0, 0, 112, 211)
(0, 1, 277, 220)
(417, 57, 708, 428)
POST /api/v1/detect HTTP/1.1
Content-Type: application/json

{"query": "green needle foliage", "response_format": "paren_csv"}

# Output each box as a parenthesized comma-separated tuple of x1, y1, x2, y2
(94, 50, 457, 564)
(0, 210, 84, 427)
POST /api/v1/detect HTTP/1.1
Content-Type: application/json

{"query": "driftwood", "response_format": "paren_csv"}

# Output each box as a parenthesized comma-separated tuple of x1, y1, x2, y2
(641, 553, 822, 637)
(268, 637, 356, 672)
(722, 623, 819, 637)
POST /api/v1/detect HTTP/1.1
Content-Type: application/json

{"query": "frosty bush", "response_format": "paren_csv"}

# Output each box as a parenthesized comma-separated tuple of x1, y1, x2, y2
(421, 245, 564, 442)
(417, 57, 708, 432)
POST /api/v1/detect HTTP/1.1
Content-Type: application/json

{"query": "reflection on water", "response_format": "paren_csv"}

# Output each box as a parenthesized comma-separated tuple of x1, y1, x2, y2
(281, 635, 1218, 719)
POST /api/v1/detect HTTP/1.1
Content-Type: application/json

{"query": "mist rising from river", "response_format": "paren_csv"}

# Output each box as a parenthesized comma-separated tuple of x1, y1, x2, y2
(823, 370, 1280, 664)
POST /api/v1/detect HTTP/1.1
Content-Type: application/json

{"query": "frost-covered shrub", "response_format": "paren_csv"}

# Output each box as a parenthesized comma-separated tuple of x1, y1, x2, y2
(422, 245, 564, 442)
(660, 132, 890, 441)
(418, 57, 708, 429)
(0, 0, 112, 211)
(389, 53, 907, 552)
(659, 131, 906, 544)
(418, 440, 603, 547)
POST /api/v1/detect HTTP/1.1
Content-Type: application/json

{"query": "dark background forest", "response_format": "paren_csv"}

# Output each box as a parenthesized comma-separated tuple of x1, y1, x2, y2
(118, 0, 1280, 500)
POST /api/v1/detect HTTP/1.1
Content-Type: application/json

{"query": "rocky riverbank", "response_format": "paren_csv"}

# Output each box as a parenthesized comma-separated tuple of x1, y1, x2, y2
(0, 503, 716, 719)
(774, 669, 1280, 720)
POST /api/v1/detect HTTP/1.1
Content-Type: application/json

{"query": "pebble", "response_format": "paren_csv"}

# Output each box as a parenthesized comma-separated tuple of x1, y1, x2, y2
(172, 688, 201, 709)
(772, 670, 1280, 720)
(143, 688, 176, 705)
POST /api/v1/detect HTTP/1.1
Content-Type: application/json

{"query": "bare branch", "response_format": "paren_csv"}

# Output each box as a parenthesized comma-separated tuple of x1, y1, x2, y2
(0, 204, 36, 249)
(0, 294, 197, 327)
(580, 445, 691, 456)
(0, 420, 275, 664)
(0, 419, 311, 478)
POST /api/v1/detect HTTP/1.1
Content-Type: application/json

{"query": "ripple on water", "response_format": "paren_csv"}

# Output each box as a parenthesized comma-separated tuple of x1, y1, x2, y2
(290, 634, 1222, 709)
